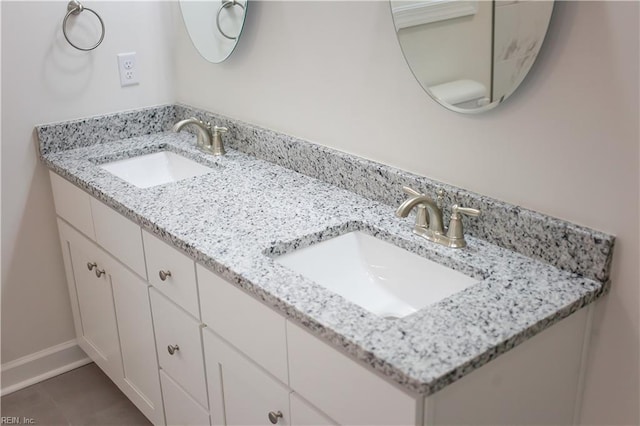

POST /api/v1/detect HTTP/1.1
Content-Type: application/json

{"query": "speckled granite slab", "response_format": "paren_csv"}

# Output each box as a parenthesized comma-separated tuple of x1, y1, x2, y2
(37, 104, 615, 284)
(36, 104, 176, 155)
(173, 104, 615, 284)
(38, 112, 612, 396)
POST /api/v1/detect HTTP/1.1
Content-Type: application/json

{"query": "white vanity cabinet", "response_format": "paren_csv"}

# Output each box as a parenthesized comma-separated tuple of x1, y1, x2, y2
(51, 171, 593, 426)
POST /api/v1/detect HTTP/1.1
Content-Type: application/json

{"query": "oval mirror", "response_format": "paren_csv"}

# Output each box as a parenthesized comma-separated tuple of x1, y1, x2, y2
(390, 0, 554, 113)
(180, 0, 248, 63)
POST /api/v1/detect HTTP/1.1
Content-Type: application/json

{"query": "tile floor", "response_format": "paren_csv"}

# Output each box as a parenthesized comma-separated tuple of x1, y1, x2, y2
(0, 363, 151, 425)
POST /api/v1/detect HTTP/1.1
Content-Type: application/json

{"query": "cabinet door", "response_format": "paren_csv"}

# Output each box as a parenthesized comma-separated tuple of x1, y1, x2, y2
(203, 329, 291, 426)
(111, 262, 164, 426)
(65, 227, 123, 380)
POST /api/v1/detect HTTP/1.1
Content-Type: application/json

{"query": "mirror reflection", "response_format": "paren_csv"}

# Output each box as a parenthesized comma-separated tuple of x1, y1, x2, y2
(180, 0, 248, 64)
(391, 0, 554, 113)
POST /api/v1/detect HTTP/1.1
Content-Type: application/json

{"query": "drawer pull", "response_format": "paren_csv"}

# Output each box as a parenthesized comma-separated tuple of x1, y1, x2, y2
(167, 344, 180, 355)
(268, 411, 283, 424)
(159, 270, 172, 281)
(95, 267, 106, 278)
(87, 261, 97, 271)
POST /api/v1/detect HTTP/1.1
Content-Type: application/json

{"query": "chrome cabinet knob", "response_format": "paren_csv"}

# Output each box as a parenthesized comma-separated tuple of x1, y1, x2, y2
(95, 267, 106, 278)
(159, 270, 172, 281)
(167, 344, 180, 355)
(268, 411, 283, 424)
(87, 262, 97, 271)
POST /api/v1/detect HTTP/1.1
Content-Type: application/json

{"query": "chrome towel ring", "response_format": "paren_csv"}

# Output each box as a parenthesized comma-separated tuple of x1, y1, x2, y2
(62, 0, 105, 51)
(216, 0, 245, 40)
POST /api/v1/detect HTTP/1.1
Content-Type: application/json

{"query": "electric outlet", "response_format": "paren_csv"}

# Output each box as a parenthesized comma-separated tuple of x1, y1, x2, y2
(117, 52, 139, 87)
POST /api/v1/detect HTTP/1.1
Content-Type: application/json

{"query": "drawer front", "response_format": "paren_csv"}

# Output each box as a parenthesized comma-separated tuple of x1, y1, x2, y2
(50, 171, 95, 239)
(143, 230, 199, 318)
(90, 198, 146, 279)
(197, 264, 288, 384)
(287, 322, 417, 426)
(151, 288, 208, 408)
(160, 370, 210, 426)
(203, 329, 291, 426)
(290, 393, 336, 426)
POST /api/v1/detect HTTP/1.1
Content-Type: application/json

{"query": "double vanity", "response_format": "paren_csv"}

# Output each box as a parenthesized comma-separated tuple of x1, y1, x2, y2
(38, 104, 614, 425)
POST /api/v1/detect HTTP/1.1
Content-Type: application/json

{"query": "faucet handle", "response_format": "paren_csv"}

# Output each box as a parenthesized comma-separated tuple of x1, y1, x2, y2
(445, 204, 480, 248)
(402, 186, 422, 197)
(213, 125, 228, 135)
(451, 205, 480, 218)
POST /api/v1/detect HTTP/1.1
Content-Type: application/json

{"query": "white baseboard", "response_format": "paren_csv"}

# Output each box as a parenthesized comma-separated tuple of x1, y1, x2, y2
(1, 339, 91, 396)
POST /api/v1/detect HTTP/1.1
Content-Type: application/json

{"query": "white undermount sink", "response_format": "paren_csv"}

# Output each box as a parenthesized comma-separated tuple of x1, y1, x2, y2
(99, 151, 213, 188)
(275, 231, 478, 319)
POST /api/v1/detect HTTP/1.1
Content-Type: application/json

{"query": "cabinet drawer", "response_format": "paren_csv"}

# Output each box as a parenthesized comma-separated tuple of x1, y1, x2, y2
(290, 393, 336, 426)
(203, 328, 291, 426)
(287, 322, 417, 426)
(197, 264, 288, 384)
(160, 370, 210, 426)
(90, 198, 146, 279)
(151, 288, 208, 408)
(50, 171, 95, 239)
(143, 230, 199, 318)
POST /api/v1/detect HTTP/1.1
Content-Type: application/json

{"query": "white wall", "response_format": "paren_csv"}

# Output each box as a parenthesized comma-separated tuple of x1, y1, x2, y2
(173, 1, 638, 424)
(1, 1, 175, 363)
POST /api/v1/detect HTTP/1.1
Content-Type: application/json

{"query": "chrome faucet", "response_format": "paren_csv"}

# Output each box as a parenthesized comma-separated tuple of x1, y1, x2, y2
(396, 186, 446, 235)
(172, 117, 227, 156)
(395, 186, 480, 248)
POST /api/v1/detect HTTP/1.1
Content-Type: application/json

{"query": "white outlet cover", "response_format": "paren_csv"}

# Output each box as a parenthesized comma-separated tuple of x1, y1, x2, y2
(117, 52, 139, 87)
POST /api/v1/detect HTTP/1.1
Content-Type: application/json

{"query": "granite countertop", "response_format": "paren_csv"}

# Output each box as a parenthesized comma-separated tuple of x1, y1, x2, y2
(39, 127, 609, 397)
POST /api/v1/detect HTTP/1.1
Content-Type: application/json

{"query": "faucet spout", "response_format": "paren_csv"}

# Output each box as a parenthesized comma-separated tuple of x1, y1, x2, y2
(172, 118, 212, 149)
(396, 186, 480, 249)
(395, 193, 444, 234)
